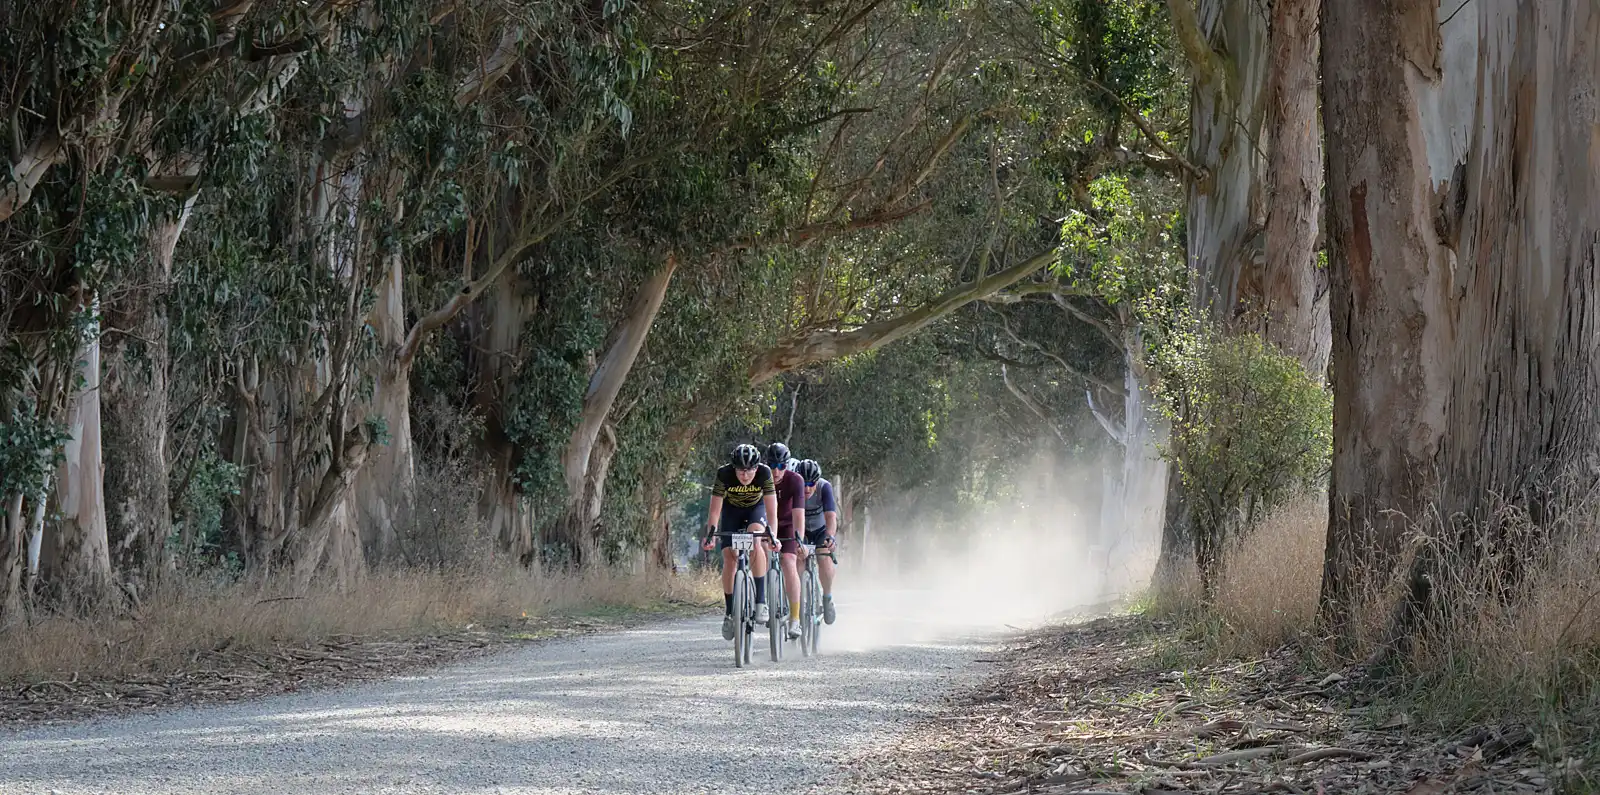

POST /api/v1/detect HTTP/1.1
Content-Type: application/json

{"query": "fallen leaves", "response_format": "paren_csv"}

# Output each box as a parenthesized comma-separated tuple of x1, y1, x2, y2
(844, 614, 1561, 795)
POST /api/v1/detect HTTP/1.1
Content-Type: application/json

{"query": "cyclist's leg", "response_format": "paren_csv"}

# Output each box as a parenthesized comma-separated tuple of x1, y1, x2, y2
(746, 520, 769, 602)
(779, 536, 802, 623)
(819, 547, 837, 595)
(807, 528, 838, 595)
(716, 503, 753, 616)
(807, 527, 839, 623)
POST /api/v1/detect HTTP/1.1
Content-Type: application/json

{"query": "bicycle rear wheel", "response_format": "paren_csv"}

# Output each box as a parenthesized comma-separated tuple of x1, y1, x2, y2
(799, 570, 813, 657)
(809, 567, 823, 657)
(732, 572, 748, 668)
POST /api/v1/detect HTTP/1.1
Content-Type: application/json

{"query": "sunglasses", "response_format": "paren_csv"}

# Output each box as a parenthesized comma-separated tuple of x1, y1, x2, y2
(804, 481, 817, 487)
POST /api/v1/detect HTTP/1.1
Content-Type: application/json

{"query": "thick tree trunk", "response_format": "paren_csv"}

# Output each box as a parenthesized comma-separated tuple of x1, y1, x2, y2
(354, 249, 414, 564)
(0, 494, 26, 622)
(1262, 0, 1330, 377)
(474, 271, 538, 563)
(45, 323, 114, 594)
(1177, 0, 1269, 326)
(1320, 0, 1600, 628)
(101, 199, 194, 582)
(1159, 0, 1330, 594)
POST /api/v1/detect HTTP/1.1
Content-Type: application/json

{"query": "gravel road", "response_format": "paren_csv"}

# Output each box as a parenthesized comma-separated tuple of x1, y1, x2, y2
(0, 588, 1009, 794)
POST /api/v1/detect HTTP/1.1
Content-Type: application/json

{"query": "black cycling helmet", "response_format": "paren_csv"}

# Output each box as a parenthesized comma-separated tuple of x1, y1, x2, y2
(730, 443, 761, 469)
(764, 442, 792, 471)
(796, 459, 822, 484)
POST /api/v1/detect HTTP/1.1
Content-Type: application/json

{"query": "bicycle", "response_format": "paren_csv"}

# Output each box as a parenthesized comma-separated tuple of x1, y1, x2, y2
(798, 540, 836, 657)
(765, 545, 788, 662)
(714, 530, 775, 668)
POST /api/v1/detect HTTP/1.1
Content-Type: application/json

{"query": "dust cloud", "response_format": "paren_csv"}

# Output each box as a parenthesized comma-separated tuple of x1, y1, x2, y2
(820, 446, 1164, 653)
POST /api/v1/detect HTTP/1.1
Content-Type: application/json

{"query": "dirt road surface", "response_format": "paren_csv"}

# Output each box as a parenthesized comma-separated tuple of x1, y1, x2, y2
(0, 589, 1011, 794)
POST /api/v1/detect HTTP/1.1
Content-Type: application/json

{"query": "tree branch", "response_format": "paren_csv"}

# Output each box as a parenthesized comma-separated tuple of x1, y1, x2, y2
(1051, 293, 1123, 350)
(1086, 388, 1126, 444)
(1165, 0, 1227, 90)
(721, 199, 934, 254)
(1086, 77, 1204, 180)
(749, 247, 1058, 385)
(1001, 365, 1072, 448)
(989, 307, 1125, 397)
(455, 25, 522, 107)
(562, 255, 680, 498)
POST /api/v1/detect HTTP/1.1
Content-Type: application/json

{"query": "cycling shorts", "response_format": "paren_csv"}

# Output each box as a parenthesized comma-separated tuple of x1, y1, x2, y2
(781, 528, 833, 556)
(717, 502, 768, 550)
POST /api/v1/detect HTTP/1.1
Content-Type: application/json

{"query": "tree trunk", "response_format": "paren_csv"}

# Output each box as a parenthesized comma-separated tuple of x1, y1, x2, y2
(1175, 0, 1269, 327)
(473, 270, 538, 563)
(1159, 0, 1329, 595)
(1262, 0, 1331, 377)
(44, 320, 114, 595)
(0, 494, 26, 622)
(1112, 333, 1169, 594)
(1320, 0, 1600, 628)
(101, 198, 195, 584)
(561, 257, 678, 502)
(353, 249, 414, 564)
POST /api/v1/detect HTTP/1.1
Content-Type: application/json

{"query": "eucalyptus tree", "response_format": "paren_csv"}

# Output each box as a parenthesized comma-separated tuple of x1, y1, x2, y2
(1319, 0, 1600, 642)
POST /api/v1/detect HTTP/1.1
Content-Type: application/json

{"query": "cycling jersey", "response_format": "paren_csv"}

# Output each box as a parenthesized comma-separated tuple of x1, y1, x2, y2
(712, 463, 776, 508)
(774, 467, 805, 536)
(804, 478, 837, 532)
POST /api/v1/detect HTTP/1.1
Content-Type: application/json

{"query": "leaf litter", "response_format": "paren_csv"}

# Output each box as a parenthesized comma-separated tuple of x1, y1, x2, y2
(844, 614, 1562, 794)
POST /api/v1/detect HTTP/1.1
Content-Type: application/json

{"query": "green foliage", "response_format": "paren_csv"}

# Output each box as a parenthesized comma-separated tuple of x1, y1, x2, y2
(1150, 320, 1332, 587)
(1059, 173, 1184, 310)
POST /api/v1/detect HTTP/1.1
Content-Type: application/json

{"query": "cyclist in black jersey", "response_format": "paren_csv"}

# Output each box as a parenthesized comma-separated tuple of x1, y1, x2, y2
(701, 444, 781, 640)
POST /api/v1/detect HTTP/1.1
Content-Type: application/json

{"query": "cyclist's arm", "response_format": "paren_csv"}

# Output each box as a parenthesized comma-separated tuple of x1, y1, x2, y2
(821, 481, 839, 541)
(787, 474, 804, 539)
(707, 494, 724, 530)
(763, 492, 780, 540)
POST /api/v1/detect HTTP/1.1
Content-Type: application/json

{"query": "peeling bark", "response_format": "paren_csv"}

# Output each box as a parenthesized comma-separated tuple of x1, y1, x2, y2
(45, 319, 114, 594)
(102, 197, 195, 579)
(1262, 0, 1331, 377)
(354, 249, 414, 563)
(1320, 0, 1600, 628)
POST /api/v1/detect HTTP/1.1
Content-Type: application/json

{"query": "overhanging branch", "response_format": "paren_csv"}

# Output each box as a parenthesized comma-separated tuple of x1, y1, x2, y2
(748, 246, 1058, 385)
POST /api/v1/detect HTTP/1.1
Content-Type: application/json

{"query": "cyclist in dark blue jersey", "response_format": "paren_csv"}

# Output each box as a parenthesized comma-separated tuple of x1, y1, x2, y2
(795, 458, 839, 624)
(701, 444, 780, 640)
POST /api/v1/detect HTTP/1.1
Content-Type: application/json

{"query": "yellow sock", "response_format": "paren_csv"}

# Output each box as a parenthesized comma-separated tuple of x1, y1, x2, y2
(790, 602, 801, 621)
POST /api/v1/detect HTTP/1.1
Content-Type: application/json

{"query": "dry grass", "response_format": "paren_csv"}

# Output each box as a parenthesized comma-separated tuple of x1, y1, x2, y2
(1401, 504, 1600, 722)
(0, 564, 720, 684)
(1151, 490, 1600, 788)
(1212, 494, 1328, 654)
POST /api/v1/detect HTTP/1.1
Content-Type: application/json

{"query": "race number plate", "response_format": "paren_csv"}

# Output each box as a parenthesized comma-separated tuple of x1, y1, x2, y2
(800, 544, 816, 555)
(729, 533, 756, 552)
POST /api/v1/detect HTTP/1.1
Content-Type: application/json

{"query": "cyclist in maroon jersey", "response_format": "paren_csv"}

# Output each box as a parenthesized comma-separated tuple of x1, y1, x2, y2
(764, 442, 807, 641)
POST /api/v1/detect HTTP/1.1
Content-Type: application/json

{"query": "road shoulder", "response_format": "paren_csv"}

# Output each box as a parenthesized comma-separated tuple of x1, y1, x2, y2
(1, 604, 711, 730)
(846, 613, 1552, 794)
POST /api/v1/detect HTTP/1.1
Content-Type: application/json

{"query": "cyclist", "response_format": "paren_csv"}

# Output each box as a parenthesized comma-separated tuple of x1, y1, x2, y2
(701, 444, 780, 640)
(765, 442, 807, 640)
(795, 458, 839, 624)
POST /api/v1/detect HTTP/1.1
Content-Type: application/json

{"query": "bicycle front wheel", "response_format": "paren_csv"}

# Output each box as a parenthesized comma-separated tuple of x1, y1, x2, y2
(767, 565, 783, 662)
(732, 572, 748, 668)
